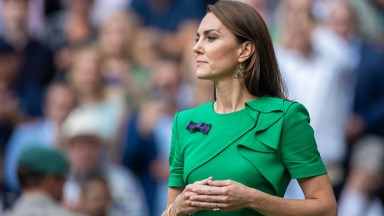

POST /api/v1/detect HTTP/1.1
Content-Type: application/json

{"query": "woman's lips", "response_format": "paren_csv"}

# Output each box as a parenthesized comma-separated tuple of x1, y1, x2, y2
(196, 60, 207, 66)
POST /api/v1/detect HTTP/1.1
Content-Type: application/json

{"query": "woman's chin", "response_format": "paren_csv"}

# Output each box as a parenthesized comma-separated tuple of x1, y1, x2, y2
(195, 72, 212, 80)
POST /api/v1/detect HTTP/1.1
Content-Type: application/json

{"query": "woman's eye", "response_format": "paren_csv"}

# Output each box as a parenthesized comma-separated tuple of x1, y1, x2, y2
(195, 37, 200, 43)
(207, 36, 217, 41)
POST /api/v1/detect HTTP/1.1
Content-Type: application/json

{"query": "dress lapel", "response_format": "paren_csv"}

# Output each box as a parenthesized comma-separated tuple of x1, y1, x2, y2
(237, 97, 295, 195)
(180, 97, 290, 186)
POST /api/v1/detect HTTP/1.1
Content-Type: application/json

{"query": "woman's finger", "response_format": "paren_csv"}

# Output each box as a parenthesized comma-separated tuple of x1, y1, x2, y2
(189, 194, 225, 203)
(191, 184, 227, 195)
(208, 179, 232, 187)
(193, 176, 214, 185)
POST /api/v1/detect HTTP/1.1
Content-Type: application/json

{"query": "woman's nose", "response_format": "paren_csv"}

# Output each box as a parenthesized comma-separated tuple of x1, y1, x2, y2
(192, 40, 203, 54)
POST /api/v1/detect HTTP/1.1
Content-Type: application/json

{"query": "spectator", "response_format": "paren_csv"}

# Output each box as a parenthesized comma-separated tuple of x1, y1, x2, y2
(319, 2, 384, 200)
(66, 45, 125, 158)
(338, 136, 384, 216)
(43, 0, 97, 75)
(338, 1, 384, 144)
(97, 11, 141, 110)
(150, 55, 191, 215)
(4, 82, 76, 197)
(327, 0, 384, 208)
(0, 0, 56, 120)
(122, 55, 191, 215)
(347, 0, 384, 44)
(3, 146, 76, 216)
(129, 28, 159, 92)
(61, 109, 149, 216)
(277, 0, 354, 198)
(78, 172, 111, 216)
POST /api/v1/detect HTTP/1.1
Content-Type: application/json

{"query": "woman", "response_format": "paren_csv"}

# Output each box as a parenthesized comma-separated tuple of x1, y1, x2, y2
(163, 1, 337, 216)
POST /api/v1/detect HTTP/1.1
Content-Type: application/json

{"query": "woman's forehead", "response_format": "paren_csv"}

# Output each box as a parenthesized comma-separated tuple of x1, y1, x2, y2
(197, 13, 224, 33)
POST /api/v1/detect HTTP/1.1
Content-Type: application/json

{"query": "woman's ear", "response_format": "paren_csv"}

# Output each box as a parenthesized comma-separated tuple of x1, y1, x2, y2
(238, 41, 255, 63)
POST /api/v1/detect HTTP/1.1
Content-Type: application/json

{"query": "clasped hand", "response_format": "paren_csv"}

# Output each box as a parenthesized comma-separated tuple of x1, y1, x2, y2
(173, 177, 253, 215)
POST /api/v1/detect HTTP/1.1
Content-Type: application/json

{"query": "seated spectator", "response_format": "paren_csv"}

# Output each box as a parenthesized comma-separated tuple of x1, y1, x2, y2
(66, 45, 126, 159)
(3, 146, 76, 216)
(1, 0, 55, 118)
(122, 55, 192, 215)
(4, 82, 76, 196)
(42, 0, 97, 75)
(78, 172, 111, 216)
(277, 0, 355, 199)
(97, 11, 141, 111)
(61, 109, 149, 216)
(338, 135, 384, 216)
(330, 1, 384, 200)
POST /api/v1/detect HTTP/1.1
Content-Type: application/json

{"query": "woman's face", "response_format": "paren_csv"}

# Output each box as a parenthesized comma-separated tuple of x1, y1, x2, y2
(71, 50, 102, 94)
(82, 179, 111, 216)
(99, 18, 129, 56)
(193, 13, 243, 81)
(67, 137, 101, 175)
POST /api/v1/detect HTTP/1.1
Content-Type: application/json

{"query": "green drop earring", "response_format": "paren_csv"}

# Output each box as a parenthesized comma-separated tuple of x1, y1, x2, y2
(237, 65, 243, 79)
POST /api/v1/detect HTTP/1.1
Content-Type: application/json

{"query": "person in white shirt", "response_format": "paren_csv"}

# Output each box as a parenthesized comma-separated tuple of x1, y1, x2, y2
(61, 109, 149, 216)
(276, 0, 355, 199)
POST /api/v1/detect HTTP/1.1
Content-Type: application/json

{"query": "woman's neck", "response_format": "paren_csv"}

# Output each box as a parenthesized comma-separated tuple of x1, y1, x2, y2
(214, 80, 256, 114)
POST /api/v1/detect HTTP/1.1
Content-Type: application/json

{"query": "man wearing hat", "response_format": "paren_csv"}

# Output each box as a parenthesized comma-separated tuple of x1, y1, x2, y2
(61, 108, 149, 216)
(4, 146, 76, 216)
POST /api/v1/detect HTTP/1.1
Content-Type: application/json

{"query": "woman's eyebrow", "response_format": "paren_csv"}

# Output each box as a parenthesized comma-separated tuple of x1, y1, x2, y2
(196, 29, 221, 37)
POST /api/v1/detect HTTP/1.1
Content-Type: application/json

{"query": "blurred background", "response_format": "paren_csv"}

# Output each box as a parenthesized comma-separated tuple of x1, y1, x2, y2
(0, 0, 383, 215)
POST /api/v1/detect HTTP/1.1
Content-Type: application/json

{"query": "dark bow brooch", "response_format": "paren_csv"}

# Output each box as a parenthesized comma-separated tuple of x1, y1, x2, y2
(186, 121, 212, 135)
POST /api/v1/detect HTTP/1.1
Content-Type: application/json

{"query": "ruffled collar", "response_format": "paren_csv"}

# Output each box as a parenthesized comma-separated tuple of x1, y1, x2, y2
(245, 96, 285, 113)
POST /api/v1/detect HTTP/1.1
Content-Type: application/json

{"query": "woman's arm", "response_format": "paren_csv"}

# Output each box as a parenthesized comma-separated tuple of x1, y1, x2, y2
(162, 177, 215, 216)
(250, 174, 337, 215)
(162, 187, 183, 216)
(189, 174, 337, 216)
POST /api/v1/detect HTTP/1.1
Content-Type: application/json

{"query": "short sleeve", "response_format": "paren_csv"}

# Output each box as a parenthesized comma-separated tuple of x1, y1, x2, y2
(281, 102, 327, 179)
(168, 112, 186, 187)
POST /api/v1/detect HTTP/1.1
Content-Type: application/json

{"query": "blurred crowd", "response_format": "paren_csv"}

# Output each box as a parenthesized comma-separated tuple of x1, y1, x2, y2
(0, 0, 383, 215)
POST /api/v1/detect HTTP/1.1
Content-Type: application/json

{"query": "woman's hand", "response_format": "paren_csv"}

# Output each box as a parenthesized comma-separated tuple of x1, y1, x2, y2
(188, 179, 255, 212)
(171, 177, 215, 215)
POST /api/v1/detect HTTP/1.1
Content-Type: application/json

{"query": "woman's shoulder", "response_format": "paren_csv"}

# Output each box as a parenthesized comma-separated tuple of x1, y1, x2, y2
(244, 96, 298, 112)
(244, 96, 310, 122)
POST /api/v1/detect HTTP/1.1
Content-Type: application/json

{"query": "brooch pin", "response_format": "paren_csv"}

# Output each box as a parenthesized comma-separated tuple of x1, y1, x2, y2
(186, 121, 212, 135)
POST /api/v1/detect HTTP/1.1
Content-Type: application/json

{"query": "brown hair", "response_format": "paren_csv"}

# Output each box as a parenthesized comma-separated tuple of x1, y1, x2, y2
(208, 0, 286, 99)
(17, 166, 45, 189)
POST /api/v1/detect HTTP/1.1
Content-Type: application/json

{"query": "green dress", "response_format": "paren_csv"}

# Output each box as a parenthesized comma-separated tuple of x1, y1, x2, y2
(168, 96, 327, 215)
